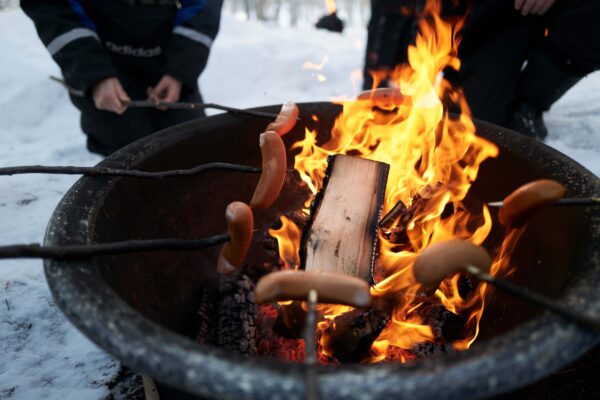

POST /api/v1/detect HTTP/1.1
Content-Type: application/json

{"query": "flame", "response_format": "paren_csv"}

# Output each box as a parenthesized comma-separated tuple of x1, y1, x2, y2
(270, 0, 520, 363)
(303, 55, 329, 71)
(268, 216, 302, 270)
(325, 0, 336, 14)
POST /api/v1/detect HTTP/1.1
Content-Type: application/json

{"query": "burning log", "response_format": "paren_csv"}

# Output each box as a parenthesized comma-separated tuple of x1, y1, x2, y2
(379, 183, 443, 252)
(302, 154, 390, 282)
(320, 297, 393, 363)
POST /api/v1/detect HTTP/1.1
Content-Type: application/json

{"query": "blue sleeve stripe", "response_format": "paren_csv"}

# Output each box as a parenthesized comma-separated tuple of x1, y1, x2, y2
(174, 0, 207, 26)
(67, 0, 97, 31)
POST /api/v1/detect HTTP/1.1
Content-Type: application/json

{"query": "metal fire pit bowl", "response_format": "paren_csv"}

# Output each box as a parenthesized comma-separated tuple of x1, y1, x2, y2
(44, 103, 600, 400)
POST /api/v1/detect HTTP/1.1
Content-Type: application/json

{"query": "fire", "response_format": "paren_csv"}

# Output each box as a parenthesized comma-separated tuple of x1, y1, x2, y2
(268, 215, 302, 270)
(269, 0, 519, 362)
(325, 0, 336, 14)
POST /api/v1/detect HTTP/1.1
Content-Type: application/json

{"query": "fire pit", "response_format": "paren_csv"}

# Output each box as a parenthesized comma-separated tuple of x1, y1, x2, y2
(44, 102, 599, 399)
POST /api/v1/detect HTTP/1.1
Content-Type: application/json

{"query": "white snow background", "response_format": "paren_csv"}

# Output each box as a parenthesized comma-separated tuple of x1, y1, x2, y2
(0, 6, 599, 400)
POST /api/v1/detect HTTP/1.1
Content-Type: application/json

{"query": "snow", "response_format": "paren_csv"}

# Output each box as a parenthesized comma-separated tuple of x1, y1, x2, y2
(0, 7, 598, 400)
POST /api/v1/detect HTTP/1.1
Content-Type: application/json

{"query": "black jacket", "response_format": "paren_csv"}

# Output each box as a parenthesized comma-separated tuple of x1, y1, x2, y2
(22, 0, 223, 93)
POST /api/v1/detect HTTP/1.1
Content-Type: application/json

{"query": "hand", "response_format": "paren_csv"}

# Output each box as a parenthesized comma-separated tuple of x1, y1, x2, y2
(92, 77, 129, 115)
(147, 74, 182, 107)
(514, 0, 556, 15)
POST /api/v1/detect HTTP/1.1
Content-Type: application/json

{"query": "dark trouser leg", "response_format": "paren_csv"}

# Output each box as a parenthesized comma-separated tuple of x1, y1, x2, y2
(516, 0, 600, 111)
(508, 0, 600, 138)
(452, 3, 542, 125)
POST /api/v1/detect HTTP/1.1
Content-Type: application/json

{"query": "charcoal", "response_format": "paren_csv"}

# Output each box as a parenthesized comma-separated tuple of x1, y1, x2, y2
(412, 342, 448, 359)
(196, 286, 217, 344)
(414, 304, 467, 341)
(322, 305, 391, 363)
(215, 272, 258, 357)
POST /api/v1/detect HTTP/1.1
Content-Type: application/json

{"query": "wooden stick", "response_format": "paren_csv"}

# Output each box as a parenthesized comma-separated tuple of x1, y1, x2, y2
(488, 197, 600, 208)
(0, 235, 229, 260)
(49, 75, 288, 121)
(0, 163, 261, 179)
(124, 100, 283, 120)
(301, 155, 389, 283)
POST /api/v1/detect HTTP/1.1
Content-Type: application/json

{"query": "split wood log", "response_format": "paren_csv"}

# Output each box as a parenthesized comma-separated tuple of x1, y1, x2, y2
(270, 155, 388, 340)
(301, 154, 390, 283)
(379, 183, 443, 252)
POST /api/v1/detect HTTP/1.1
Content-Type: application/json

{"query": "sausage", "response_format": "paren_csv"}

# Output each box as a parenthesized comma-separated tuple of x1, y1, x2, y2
(217, 201, 254, 275)
(255, 270, 372, 307)
(498, 179, 567, 228)
(266, 102, 299, 136)
(250, 131, 287, 209)
(356, 88, 404, 107)
(413, 240, 492, 294)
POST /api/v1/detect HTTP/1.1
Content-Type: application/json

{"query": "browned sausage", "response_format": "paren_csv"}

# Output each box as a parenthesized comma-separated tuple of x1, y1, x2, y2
(255, 270, 372, 307)
(266, 102, 299, 136)
(217, 201, 254, 275)
(250, 131, 287, 209)
(356, 88, 404, 107)
(498, 179, 567, 228)
(413, 240, 492, 293)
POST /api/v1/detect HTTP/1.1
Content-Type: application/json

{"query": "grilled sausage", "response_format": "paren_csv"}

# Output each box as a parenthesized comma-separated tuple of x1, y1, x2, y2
(413, 240, 492, 293)
(255, 270, 371, 307)
(266, 102, 299, 136)
(218, 201, 254, 275)
(250, 131, 287, 209)
(498, 179, 567, 228)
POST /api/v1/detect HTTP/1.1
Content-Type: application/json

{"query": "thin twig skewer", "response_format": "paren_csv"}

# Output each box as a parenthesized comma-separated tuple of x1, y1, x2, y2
(0, 163, 261, 179)
(0, 235, 229, 260)
(488, 197, 600, 208)
(49, 76, 293, 121)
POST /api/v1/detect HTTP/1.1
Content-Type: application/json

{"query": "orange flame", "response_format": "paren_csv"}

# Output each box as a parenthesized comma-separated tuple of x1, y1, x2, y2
(325, 0, 337, 14)
(270, 0, 520, 363)
(268, 216, 302, 270)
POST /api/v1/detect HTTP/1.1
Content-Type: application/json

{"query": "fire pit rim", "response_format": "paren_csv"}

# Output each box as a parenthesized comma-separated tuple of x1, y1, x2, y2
(43, 103, 600, 400)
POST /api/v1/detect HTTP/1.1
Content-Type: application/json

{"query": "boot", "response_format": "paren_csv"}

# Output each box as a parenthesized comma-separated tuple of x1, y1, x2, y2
(507, 44, 583, 140)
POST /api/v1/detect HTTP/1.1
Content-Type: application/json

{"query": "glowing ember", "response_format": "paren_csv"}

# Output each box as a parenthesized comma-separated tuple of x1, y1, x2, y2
(269, 0, 522, 363)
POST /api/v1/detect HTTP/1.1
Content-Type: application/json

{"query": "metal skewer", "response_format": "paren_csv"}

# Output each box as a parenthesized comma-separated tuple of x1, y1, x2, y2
(465, 265, 600, 331)
(303, 289, 320, 400)
(488, 197, 600, 208)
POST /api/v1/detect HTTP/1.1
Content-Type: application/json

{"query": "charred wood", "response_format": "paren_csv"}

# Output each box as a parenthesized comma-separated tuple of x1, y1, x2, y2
(216, 272, 258, 356)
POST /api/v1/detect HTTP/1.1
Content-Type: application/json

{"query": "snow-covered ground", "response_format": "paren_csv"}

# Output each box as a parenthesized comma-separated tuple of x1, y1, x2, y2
(0, 7, 598, 400)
